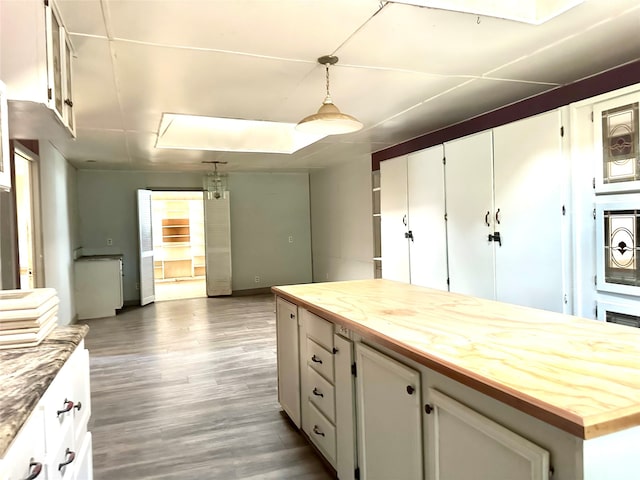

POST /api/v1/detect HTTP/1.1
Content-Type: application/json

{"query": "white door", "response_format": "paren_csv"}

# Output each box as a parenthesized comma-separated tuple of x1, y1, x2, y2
(444, 131, 496, 300)
(137, 189, 155, 306)
(407, 145, 448, 290)
(380, 156, 410, 283)
(204, 191, 232, 296)
(276, 297, 300, 427)
(334, 333, 356, 480)
(493, 110, 566, 312)
(355, 343, 422, 480)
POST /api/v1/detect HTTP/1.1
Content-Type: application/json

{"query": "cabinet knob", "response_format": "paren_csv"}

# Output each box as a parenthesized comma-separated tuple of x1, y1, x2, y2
(23, 461, 43, 480)
(57, 399, 74, 417)
(313, 425, 325, 437)
(311, 355, 323, 364)
(406, 385, 415, 395)
(74, 401, 82, 411)
(64, 98, 74, 107)
(58, 448, 76, 471)
(312, 387, 324, 398)
(290, 313, 295, 319)
(424, 404, 434, 414)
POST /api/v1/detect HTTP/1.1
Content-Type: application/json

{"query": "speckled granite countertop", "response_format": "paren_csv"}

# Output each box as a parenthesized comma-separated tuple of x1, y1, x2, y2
(0, 325, 89, 458)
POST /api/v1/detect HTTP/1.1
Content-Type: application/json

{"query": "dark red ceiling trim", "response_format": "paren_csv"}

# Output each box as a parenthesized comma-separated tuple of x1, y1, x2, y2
(371, 59, 640, 170)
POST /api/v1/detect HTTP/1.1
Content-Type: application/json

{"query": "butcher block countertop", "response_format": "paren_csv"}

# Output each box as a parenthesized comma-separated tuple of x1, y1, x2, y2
(272, 279, 640, 440)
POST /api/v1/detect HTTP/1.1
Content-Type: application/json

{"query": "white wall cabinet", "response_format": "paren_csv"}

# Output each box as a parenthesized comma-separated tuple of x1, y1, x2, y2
(398, 110, 570, 312)
(380, 145, 447, 290)
(0, 0, 76, 137)
(276, 297, 300, 428)
(0, 341, 93, 480)
(355, 342, 422, 480)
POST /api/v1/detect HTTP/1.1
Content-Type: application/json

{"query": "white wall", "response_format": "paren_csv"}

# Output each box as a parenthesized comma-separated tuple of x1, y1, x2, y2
(310, 155, 374, 282)
(39, 141, 79, 325)
(76, 170, 312, 302)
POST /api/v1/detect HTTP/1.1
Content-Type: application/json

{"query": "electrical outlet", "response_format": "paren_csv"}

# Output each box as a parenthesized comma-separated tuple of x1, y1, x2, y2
(288, 235, 294, 243)
(106, 238, 113, 246)
(254, 275, 260, 283)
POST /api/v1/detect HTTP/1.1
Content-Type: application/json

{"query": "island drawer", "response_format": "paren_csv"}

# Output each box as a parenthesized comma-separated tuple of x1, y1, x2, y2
(307, 365, 336, 423)
(307, 402, 336, 466)
(303, 310, 334, 350)
(306, 337, 334, 382)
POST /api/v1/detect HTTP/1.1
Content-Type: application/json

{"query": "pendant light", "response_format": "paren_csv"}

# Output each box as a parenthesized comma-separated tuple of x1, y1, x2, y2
(296, 55, 363, 135)
(202, 161, 228, 200)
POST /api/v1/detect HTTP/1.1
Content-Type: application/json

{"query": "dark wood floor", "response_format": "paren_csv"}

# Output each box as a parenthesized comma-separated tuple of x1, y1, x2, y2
(80, 294, 332, 479)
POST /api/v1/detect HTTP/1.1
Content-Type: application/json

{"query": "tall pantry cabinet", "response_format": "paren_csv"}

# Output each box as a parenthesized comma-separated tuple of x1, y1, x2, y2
(380, 145, 448, 290)
(381, 109, 571, 313)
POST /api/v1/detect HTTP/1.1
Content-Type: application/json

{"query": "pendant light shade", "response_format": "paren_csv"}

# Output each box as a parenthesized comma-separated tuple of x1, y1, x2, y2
(296, 55, 363, 136)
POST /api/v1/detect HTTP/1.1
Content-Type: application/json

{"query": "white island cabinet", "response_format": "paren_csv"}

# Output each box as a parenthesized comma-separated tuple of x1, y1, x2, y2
(273, 279, 640, 480)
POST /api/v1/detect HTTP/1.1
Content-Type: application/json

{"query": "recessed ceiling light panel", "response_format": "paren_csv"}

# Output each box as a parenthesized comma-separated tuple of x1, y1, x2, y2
(389, 0, 584, 24)
(155, 114, 327, 154)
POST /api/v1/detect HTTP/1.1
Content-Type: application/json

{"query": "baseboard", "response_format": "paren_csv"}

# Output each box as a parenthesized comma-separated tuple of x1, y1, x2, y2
(231, 287, 272, 297)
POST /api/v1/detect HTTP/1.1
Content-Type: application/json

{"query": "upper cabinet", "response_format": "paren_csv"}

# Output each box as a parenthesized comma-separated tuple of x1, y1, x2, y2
(0, 0, 76, 138)
(593, 92, 640, 194)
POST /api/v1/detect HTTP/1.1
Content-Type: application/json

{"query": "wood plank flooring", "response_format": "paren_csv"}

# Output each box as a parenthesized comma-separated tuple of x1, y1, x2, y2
(79, 295, 333, 479)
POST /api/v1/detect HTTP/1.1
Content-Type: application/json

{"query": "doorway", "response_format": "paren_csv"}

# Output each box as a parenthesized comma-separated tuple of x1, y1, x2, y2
(151, 191, 206, 301)
(14, 146, 42, 289)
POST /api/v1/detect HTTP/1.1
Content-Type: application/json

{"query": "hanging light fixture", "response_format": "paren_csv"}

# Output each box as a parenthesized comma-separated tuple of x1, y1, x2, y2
(296, 55, 363, 135)
(202, 161, 228, 200)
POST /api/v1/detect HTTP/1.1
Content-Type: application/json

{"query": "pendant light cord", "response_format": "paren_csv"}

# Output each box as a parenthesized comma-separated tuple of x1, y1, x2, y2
(324, 63, 332, 104)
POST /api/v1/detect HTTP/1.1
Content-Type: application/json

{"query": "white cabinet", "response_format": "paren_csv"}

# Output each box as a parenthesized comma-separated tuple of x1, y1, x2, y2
(355, 342, 422, 480)
(0, 0, 76, 137)
(276, 297, 300, 428)
(444, 111, 569, 312)
(380, 145, 448, 290)
(444, 131, 496, 299)
(426, 389, 550, 480)
(334, 333, 356, 480)
(74, 257, 124, 320)
(0, 341, 93, 479)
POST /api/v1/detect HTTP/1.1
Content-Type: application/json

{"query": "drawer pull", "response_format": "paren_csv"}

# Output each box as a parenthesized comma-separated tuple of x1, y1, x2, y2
(313, 425, 325, 437)
(311, 355, 323, 364)
(312, 387, 324, 398)
(74, 401, 82, 411)
(58, 448, 76, 471)
(406, 385, 415, 395)
(57, 399, 74, 417)
(23, 461, 42, 480)
(290, 313, 295, 319)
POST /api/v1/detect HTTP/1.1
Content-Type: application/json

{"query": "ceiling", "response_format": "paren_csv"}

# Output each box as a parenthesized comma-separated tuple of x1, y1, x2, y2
(47, 0, 640, 172)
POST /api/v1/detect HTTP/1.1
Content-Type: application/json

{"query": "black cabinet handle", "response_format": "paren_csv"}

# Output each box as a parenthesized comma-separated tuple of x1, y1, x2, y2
(484, 211, 490, 226)
(74, 401, 82, 411)
(289, 313, 295, 319)
(425, 404, 433, 414)
(404, 230, 414, 242)
(488, 232, 502, 247)
(313, 425, 325, 437)
(402, 214, 407, 226)
(57, 399, 74, 417)
(64, 98, 73, 107)
(311, 355, 323, 364)
(23, 461, 42, 480)
(312, 387, 324, 398)
(58, 448, 76, 471)
(406, 385, 415, 395)
(495, 208, 501, 225)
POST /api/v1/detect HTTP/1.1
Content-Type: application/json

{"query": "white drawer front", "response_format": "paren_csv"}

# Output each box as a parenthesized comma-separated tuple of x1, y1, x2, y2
(303, 310, 334, 350)
(49, 419, 76, 480)
(1, 407, 45, 480)
(42, 367, 75, 455)
(307, 365, 336, 423)
(73, 432, 93, 480)
(307, 402, 337, 467)
(306, 338, 334, 382)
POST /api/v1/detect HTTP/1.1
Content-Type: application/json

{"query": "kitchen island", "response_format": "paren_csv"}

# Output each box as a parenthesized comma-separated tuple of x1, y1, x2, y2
(0, 325, 92, 479)
(273, 279, 640, 480)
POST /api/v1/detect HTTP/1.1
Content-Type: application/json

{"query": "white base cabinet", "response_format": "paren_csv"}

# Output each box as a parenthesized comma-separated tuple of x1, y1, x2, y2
(74, 258, 123, 320)
(0, 341, 92, 480)
(276, 297, 300, 428)
(355, 342, 422, 480)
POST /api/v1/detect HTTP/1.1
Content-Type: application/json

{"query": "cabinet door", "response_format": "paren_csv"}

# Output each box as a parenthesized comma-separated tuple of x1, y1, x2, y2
(355, 343, 422, 480)
(334, 334, 356, 480)
(493, 110, 566, 312)
(380, 155, 410, 283)
(444, 131, 496, 299)
(407, 145, 448, 290)
(427, 389, 549, 480)
(276, 297, 300, 427)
